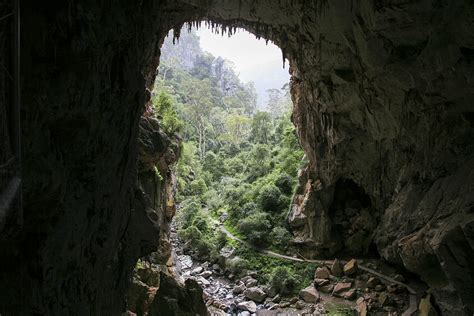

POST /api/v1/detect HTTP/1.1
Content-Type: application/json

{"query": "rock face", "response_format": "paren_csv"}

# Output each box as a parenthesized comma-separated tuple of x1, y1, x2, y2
(149, 273, 207, 316)
(0, 1, 472, 315)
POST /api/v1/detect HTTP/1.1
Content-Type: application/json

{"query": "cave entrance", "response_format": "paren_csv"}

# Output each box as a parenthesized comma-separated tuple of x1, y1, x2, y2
(155, 24, 304, 255)
(132, 23, 321, 314)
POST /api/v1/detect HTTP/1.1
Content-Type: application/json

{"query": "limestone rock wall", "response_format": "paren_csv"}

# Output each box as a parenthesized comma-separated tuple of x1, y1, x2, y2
(0, 0, 472, 315)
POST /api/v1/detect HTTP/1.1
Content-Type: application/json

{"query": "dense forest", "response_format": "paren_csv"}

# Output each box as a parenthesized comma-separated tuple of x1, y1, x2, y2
(152, 30, 312, 293)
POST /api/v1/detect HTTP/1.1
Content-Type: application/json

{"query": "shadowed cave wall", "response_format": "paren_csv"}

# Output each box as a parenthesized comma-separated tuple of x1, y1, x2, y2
(0, 0, 473, 315)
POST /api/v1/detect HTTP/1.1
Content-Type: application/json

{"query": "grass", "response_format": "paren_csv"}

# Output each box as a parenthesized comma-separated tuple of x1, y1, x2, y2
(326, 304, 357, 316)
(223, 221, 244, 239)
(233, 246, 318, 295)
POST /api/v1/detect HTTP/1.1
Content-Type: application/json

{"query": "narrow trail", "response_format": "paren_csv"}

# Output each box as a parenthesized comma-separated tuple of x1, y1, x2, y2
(219, 224, 419, 316)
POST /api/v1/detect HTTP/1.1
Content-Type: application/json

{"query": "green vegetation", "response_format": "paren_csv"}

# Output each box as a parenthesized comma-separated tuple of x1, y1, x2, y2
(156, 30, 308, 295)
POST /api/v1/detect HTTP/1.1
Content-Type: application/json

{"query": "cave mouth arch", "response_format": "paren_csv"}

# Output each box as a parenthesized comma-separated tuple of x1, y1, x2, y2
(146, 21, 299, 251)
(3, 1, 472, 315)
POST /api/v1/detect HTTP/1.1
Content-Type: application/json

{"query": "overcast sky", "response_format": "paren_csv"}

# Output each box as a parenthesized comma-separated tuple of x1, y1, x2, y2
(196, 27, 290, 107)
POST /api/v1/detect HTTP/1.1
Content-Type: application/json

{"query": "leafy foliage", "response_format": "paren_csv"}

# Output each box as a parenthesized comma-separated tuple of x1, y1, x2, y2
(159, 29, 310, 294)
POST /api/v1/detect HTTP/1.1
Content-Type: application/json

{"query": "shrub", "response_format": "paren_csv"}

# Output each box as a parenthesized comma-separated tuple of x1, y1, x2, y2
(192, 212, 209, 233)
(190, 178, 207, 196)
(270, 226, 292, 248)
(177, 198, 201, 228)
(259, 185, 282, 213)
(227, 256, 250, 276)
(237, 212, 272, 246)
(216, 230, 228, 250)
(276, 173, 293, 195)
(178, 225, 202, 243)
(270, 266, 297, 296)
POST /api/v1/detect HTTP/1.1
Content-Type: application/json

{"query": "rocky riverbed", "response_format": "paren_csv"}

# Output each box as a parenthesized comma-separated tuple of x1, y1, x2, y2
(169, 224, 425, 316)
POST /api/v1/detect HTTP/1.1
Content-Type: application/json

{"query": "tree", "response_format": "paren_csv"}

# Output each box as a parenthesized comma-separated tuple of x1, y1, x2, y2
(152, 91, 183, 134)
(250, 111, 272, 144)
(259, 185, 282, 213)
(266, 86, 291, 119)
(237, 212, 272, 246)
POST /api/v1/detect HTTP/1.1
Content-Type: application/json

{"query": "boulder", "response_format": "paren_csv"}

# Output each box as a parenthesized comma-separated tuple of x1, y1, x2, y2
(237, 301, 257, 313)
(314, 278, 330, 287)
(342, 288, 356, 300)
(314, 267, 331, 279)
(149, 273, 207, 316)
(245, 277, 258, 287)
(333, 282, 352, 294)
(295, 300, 305, 309)
(331, 259, 343, 277)
(200, 270, 212, 278)
(319, 284, 334, 293)
(232, 284, 245, 294)
(299, 285, 320, 303)
(191, 266, 203, 275)
(356, 297, 368, 316)
(244, 287, 267, 303)
(343, 259, 358, 276)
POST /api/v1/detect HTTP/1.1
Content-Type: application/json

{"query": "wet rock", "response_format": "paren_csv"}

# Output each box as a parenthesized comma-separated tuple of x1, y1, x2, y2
(179, 255, 193, 270)
(299, 285, 320, 303)
(196, 276, 210, 287)
(200, 270, 212, 278)
(289, 297, 299, 304)
(237, 301, 257, 313)
(233, 284, 245, 295)
(343, 259, 358, 276)
(314, 267, 331, 279)
(333, 282, 352, 295)
(244, 287, 267, 303)
(331, 259, 343, 277)
(191, 267, 203, 275)
(279, 302, 290, 308)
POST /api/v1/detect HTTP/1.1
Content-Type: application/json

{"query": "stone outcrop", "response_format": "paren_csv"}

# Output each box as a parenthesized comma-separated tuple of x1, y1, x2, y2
(149, 272, 208, 316)
(0, 0, 472, 315)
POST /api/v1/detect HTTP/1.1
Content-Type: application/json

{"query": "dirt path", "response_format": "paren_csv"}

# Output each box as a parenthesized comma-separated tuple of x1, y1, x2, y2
(219, 224, 420, 315)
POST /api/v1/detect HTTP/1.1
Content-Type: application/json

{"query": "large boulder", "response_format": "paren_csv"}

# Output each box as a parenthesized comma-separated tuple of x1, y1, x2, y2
(237, 301, 257, 313)
(299, 285, 320, 303)
(149, 273, 207, 316)
(244, 287, 267, 303)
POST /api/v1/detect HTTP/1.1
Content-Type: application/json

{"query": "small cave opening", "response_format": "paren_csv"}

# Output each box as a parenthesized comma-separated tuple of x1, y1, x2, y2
(328, 178, 380, 258)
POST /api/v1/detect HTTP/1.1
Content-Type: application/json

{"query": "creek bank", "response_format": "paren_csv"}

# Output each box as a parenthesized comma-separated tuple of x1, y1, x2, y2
(172, 220, 420, 316)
